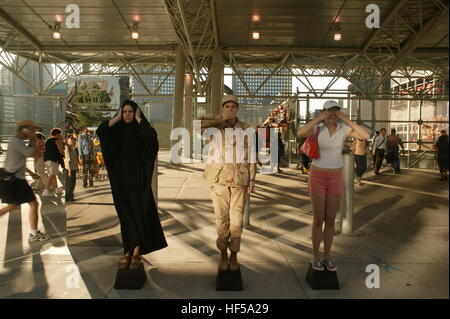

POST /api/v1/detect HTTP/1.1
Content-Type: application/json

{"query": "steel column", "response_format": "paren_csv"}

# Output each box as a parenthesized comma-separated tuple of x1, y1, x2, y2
(210, 49, 223, 115)
(172, 47, 185, 145)
(340, 152, 354, 234)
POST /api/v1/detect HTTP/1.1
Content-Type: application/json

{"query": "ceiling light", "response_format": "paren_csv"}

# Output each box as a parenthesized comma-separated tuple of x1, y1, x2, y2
(131, 23, 139, 40)
(252, 31, 260, 40)
(52, 22, 61, 39)
(334, 33, 342, 41)
(332, 22, 342, 41)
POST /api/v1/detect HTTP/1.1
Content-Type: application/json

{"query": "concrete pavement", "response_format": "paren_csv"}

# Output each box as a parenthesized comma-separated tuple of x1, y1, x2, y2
(0, 150, 448, 298)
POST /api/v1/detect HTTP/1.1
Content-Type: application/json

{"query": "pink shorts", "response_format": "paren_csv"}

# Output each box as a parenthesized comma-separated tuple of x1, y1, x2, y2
(308, 168, 343, 195)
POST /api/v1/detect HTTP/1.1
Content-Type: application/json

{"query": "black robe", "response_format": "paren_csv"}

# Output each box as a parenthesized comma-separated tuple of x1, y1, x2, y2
(97, 118, 167, 255)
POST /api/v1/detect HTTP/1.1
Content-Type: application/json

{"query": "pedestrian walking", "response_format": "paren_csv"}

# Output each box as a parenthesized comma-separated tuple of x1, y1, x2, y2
(32, 132, 49, 190)
(386, 128, 404, 174)
(64, 135, 78, 202)
(43, 128, 65, 196)
(434, 130, 449, 181)
(78, 127, 95, 188)
(0, 120, 50, 242)
(352, 138, 368, 186)
(372, 128, 387, 175)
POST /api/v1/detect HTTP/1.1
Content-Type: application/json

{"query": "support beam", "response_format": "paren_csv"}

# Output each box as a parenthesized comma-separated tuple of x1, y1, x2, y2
(172, 47, 185, 146)
(371, 100, 376, 132)
(0, 7, 42, 50)
(184, 73, 193, 139)
(360, 0, 409, 55)
(163, 0, 218, 96)
(370, 3, 449, 95)
(209, 0, 219, 47)
(210, 49, 223, 115)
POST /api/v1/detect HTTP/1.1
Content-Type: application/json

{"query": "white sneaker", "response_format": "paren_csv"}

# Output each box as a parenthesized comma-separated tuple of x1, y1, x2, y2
(28, 231, 50, 242)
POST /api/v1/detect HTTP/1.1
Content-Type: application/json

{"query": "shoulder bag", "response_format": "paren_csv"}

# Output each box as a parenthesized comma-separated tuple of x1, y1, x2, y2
(300, 126, 320, 159)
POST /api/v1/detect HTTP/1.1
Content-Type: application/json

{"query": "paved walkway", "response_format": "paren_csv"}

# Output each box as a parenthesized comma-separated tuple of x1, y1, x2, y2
(0, 151, 448, 298)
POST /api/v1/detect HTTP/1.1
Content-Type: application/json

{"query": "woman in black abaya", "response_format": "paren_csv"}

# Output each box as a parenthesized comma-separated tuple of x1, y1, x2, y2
(97, 100, 167, 270)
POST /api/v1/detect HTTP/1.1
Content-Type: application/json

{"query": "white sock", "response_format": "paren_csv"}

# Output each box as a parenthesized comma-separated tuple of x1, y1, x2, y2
(30, 229, 38, 236)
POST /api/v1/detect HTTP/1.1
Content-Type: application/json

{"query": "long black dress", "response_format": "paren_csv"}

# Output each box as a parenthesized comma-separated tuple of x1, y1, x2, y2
(97, 106, 167, 255)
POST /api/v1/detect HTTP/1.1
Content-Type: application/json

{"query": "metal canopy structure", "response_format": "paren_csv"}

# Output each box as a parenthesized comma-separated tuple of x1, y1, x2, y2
(0, 0, 448, 98)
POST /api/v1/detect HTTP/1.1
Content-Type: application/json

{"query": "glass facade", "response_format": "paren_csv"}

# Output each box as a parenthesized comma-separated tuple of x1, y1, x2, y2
(130, 69, 175, 123)
(232, 69, 292, 125)
(0, 58, 63, 135)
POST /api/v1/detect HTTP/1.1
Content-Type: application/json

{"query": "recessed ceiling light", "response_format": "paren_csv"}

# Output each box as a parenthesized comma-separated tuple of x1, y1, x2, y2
(334, 33, 342, 41)
(52, 22, 61, 39)
(252, 15, 260, 23)
(131, 23, 139, 39)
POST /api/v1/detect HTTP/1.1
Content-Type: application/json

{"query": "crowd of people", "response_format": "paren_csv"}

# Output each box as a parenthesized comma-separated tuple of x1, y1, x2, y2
(34, 126, 101, 200)
(0, 123, 104, 242)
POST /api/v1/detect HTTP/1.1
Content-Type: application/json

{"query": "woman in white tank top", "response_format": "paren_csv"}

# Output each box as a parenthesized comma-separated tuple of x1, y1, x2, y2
(297, 100, 370, 272)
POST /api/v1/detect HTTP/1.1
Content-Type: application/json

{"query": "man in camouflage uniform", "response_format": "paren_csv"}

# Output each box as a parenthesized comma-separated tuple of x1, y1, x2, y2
(199, 95, 256, 271)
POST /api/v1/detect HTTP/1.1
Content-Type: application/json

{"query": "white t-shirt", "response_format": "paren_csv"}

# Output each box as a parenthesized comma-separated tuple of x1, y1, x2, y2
(4, 136, 35, 179)
(311, 123, 352, 169)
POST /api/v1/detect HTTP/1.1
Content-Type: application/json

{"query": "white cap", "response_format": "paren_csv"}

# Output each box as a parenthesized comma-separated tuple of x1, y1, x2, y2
(322, 100, 340, 110)
(221, 95, 239, 107)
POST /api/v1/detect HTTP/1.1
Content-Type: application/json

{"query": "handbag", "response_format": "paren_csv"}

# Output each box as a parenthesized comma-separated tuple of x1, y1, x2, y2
(300, 126, 320, 159)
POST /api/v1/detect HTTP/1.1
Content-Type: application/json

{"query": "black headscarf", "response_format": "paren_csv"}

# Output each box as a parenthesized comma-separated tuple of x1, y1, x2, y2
(117, 99, 142, 141)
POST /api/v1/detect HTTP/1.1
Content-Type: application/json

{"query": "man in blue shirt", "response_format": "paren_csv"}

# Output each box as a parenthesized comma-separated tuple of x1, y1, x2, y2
(78, 127, 95, 187)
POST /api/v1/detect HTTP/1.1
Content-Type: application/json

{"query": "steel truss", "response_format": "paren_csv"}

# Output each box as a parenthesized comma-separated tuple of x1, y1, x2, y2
(163, 0, 219, 96)
(0, 0, 447, 101)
